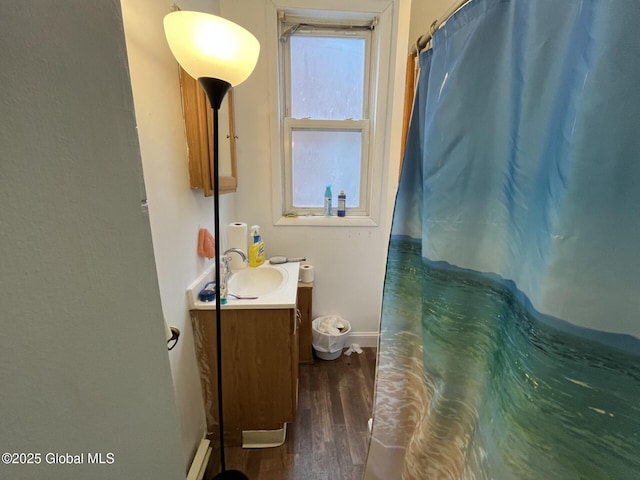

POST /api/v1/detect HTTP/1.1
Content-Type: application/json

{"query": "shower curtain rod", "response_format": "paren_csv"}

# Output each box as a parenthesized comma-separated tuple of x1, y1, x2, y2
(410, 0, 472, 54)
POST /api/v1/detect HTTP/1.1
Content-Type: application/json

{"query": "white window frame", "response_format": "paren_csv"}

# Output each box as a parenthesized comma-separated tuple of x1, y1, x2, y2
(283, 120, 371, 216)
(267, 0, 394, 227)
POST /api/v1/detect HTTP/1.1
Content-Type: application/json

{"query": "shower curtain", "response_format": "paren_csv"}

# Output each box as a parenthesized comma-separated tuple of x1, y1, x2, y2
(366, 0, 640, 478)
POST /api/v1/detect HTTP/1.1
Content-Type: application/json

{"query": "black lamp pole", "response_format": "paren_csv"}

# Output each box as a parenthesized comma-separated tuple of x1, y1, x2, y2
(198, 77, 248, 480)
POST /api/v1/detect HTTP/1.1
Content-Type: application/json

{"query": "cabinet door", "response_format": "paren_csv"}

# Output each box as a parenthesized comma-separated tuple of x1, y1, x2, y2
(223, 309, 297, 431)
(297, 284, 313, 363)
(179, 67, 237, 195)
(191, 309, 298, 434)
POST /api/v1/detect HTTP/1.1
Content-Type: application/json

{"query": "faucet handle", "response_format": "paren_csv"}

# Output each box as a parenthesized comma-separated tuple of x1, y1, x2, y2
(223, 248, 248, 263)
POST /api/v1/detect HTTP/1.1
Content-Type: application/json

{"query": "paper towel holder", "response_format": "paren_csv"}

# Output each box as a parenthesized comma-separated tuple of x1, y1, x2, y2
(167, 326, 180, 351)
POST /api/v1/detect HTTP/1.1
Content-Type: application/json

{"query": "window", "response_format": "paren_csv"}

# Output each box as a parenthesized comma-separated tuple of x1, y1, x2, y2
(273, 8, 388, 224)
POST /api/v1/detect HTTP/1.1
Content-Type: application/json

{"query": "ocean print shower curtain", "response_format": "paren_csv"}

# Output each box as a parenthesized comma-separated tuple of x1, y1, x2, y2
(365, 0, 640, 478)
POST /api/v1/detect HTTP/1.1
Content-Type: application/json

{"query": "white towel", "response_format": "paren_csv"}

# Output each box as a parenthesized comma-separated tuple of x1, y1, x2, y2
(343, 343, 363, 356)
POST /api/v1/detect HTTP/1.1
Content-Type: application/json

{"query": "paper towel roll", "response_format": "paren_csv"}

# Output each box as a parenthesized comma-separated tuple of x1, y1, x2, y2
(227, 222, 248, 270)
(299, 264, 314, 283)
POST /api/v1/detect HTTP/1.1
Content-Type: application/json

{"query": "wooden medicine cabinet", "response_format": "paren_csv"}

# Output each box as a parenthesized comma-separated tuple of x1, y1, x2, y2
(179, 67, 238, 196)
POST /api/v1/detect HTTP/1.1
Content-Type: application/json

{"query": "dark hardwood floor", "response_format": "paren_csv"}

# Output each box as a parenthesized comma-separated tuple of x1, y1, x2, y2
(209, 347, 377, 480)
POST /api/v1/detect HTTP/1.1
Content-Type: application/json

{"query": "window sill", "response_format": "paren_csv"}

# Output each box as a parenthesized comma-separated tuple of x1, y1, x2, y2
(274, 215, 378, 227)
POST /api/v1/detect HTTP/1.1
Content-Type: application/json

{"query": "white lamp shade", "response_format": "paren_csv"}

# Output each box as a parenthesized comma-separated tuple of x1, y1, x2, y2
(163, 11, 260, 87)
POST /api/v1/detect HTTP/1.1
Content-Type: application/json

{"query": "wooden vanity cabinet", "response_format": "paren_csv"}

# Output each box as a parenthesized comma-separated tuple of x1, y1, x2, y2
(297, 282, 313, 364)
(190, 308, 299, 438)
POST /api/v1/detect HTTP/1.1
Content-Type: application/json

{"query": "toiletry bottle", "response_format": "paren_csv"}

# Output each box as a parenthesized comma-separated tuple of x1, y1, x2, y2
(248, 225, 265, 267)
(324, 184, 332, 216)
(337, 190, 346, 217)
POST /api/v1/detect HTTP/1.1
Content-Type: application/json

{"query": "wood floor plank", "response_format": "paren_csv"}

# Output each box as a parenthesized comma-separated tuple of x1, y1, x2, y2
(209, 348, 377, 479)
(292, 407, 311, 456)
(326, 361, 347, 426)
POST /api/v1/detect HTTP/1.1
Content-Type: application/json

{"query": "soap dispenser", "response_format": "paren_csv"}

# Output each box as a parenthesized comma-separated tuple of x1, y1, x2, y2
(248, 225, 265, 267)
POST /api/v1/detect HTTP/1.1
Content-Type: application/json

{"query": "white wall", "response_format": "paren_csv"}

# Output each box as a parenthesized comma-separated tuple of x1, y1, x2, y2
(0, 1, 184, 479)
(121, 0, 237, 469)
(220, 0, 412, 342)
(409, 0, 458, 51)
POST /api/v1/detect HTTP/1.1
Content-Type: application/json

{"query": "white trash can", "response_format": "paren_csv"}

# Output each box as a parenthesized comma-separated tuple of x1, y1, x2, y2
(312, 315, 351, 360)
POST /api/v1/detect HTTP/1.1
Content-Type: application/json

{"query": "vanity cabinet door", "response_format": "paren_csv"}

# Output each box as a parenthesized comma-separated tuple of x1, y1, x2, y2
(191, 308, 298, 435)
(297, 283, 313, 363)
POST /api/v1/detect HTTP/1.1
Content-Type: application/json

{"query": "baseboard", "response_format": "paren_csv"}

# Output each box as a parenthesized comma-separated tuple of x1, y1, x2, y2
(347, 331, 379, 348)
(187, 439, 211, 480)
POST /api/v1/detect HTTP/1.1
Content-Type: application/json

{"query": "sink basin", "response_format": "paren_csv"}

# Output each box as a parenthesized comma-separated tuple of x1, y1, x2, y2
(187, 261, 299, 310)
(228, 266, 288, 297)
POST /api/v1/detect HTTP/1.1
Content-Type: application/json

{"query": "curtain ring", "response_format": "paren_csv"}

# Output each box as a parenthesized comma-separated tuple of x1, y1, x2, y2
(430, 20, 438, 37)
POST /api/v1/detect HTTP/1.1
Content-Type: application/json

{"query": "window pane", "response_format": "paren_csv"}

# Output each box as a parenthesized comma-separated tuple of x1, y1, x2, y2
(290, 36, 365, 120)
(292, 130, 361, 208)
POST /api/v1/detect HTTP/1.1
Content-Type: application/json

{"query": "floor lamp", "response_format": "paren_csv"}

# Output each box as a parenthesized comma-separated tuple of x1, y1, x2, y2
(164, 11, 259, 480)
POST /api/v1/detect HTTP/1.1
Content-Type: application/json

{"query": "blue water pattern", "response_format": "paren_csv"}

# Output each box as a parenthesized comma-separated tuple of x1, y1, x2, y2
(385, 236, 640, 479)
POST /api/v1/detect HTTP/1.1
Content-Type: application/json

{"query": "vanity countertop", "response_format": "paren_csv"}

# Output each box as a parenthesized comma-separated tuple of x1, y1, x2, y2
(187, 261, 300, 310)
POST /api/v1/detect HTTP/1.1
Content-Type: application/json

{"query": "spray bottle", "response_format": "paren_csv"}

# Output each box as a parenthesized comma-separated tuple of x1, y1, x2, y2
(248, 225, 265, 267)
(324, 184, 332, 217)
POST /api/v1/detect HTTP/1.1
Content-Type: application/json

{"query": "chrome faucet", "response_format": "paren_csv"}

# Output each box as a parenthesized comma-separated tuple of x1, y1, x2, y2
(223, 248, 248, 262)
(220, 248, 248, 302)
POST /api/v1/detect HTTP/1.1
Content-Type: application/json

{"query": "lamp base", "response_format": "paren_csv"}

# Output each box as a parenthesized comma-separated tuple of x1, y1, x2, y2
(213, 470, 249, 480)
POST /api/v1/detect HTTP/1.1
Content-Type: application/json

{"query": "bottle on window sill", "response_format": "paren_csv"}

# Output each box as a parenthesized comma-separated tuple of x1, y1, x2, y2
(337, 190, 346, 217)
(324, 184, 332, 217)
